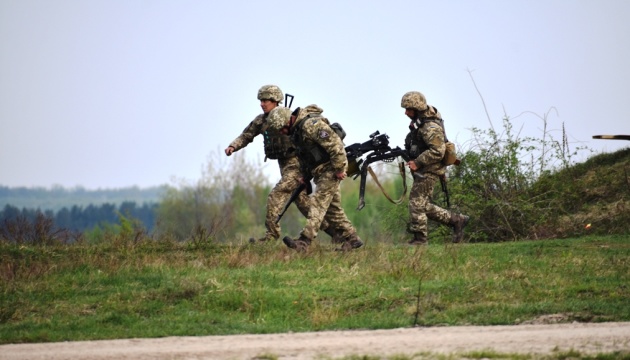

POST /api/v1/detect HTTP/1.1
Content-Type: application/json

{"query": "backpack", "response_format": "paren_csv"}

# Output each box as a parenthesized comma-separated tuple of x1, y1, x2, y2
(292, 116, 347, 172)
(421, 118, 459, 166)
(302, 113, 346, 141)
(330, 122, 346, 141)
(430, 118, 458, 166)
(443, 141, 458, 166)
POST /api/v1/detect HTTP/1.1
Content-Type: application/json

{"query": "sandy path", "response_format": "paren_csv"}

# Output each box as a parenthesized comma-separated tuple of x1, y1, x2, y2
(2, 322, 630, 359)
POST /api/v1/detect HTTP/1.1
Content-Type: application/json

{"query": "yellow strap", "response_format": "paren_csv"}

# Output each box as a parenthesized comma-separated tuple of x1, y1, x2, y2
(367, 162, 408, 205)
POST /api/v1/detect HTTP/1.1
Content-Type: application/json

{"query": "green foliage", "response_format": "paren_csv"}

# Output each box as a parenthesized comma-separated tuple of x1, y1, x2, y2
(341, 163, 413, 244)
(528, 148, 630, 238)
(448, 115, 544, 241)
(80, 211, 148, 247)
(1, 235, 628, 343)
(446, 108, 628, 242)
(155, 149, 272, 242)
(0, 213, 79, 245)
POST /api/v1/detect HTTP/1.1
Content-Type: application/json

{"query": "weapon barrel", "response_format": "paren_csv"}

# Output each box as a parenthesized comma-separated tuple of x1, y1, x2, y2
(275, 182, 306, 224)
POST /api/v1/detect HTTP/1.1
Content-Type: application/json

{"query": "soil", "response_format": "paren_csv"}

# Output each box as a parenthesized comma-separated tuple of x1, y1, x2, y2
(2, 321, 629, 359)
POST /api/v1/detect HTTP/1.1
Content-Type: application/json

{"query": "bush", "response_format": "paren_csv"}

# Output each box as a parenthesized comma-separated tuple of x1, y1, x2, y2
(0, 212, 79, 245)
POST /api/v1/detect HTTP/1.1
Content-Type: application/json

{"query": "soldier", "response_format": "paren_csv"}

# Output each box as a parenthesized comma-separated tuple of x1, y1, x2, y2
(401, 91, 470, 244)
(225, 85, 340, 243)
(266, 105, 363, 252)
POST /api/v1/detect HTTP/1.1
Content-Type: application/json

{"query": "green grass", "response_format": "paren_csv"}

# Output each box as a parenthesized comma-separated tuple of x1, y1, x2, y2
(1, 234, 629, 344)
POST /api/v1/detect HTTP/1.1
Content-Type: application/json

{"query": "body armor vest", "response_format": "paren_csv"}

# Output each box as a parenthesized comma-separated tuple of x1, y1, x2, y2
(290, 115, 330, 172)
(404, 118, 445, 158)
(262, 125, 294, 160)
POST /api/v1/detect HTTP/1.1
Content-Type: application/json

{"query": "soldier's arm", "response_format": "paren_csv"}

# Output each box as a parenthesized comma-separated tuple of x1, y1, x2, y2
(415, 124, 446, 167)
(228, 114, 265, 152)
(308, 121, 348, 174)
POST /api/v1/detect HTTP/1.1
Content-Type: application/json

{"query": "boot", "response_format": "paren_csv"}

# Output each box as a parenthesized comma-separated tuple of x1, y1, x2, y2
(450, 212, 470, 243)
(283, 235, 311, 252)
(336, 233, 363, 251)
(323, 226, 345, 244)
(408, 232, 428, 245)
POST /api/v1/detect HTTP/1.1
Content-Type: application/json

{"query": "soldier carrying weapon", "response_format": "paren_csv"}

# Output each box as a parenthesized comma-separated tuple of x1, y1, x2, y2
(224, 85, 342, 244)
(266, 105, 363, 252)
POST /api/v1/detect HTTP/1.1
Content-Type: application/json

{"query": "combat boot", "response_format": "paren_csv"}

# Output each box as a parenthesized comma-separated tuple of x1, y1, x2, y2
(450, 212, 470, 243)
(408, 232, 428, 245)
(323, 226, 344, 244)
(336, 233, 363, 251)
(283, 235, 311, 252)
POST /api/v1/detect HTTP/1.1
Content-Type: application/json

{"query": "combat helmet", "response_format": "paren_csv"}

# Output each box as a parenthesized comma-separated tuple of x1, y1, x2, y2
(266, 106, 292, 131)
(401, 91, 428, 111)
(257, 85, 284, 104)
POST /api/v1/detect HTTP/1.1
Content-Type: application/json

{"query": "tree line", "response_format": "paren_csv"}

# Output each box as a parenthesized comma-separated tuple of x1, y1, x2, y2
(0, 185, 165, 212)
(0, 202, 158, 233)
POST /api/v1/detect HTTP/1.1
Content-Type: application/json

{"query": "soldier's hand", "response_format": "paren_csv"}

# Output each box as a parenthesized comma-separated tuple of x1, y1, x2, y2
(335, 171, 347, 180)
(407, 161, 419, 172)
(225, 146, 235, 156)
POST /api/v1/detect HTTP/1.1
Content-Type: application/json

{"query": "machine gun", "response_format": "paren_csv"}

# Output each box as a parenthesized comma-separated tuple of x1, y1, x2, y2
(275, 131, 420, 223)
(346, 131, 422, 210)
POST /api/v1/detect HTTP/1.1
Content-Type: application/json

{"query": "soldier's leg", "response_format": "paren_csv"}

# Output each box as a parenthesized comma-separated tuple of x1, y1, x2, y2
(308, 173, 362, 250)
(282, 171, 338, 251)
(418, 174, 470, 243)
(258, 159, 300, 242)
(324, 189, 364, 250)
(299, 173, 337, 241)
(293, 186, 336, 237)
(321, 188, 355, 239)
(427, 201, 470, 243)
(424, 174, 452, 225)
(407, 175, 437, 244)
(281, 156, 310, 218)
(275, 157, 318, 221)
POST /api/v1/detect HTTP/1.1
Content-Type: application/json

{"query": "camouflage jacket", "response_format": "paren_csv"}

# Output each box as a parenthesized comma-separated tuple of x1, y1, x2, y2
(228, 113, 294, 160)
(290, 104, 347, 176)
(405, 106, 447, 176)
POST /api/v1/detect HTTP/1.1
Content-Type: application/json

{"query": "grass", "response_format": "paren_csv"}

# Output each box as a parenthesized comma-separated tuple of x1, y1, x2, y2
(1, 234, 629, 344)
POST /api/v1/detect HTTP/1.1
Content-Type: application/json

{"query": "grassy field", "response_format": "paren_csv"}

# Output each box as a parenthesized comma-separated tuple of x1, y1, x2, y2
(1, 234, 628, 345)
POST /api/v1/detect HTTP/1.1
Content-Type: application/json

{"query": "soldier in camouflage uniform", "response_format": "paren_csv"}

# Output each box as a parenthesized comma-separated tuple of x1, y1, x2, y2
(225, 85, 339, 243)
(401, 91, 470, 244)
(266, 105, 363, 252)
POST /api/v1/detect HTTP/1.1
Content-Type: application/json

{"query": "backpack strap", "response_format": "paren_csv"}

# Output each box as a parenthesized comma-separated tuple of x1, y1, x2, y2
(422, 117, 450, 143)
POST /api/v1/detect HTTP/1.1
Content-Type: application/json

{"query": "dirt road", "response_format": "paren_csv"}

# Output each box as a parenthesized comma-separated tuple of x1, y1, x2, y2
(2, 322, 630, 359)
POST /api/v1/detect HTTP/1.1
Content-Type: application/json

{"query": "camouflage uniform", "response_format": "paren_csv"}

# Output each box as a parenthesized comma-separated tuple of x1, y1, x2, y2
(228, 114, 317, 240)
(402, 91, 469, 244)
(406, 107, 452, 236)
(227, 87, 338, 242)
(270, 105, 362, 251)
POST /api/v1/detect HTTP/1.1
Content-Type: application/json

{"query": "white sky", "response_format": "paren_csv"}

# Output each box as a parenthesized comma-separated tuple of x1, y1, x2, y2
(1, 0, 629, 189)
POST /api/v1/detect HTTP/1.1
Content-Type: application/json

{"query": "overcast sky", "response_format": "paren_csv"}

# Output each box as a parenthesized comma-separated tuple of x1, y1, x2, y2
(1, 0, 629, 190)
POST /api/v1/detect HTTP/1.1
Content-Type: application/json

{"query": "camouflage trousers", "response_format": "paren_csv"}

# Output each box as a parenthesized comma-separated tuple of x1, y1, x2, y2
(300, 168, 355, 241)
(408, 173, 451, 236)
(264, 156, 329, 240)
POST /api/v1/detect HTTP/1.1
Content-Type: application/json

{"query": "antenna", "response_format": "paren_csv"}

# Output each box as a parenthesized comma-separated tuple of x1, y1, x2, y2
(285, 93, 294, 109)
